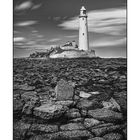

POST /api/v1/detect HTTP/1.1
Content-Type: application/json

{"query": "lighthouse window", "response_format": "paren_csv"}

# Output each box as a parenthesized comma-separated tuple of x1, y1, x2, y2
(83, 10, 86, 14)
(83, 33, 84, 35)
(83, 18, 84, 20)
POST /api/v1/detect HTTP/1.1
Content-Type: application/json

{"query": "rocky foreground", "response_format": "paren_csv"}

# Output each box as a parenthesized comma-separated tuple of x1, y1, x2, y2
(13, 58, 127, 140)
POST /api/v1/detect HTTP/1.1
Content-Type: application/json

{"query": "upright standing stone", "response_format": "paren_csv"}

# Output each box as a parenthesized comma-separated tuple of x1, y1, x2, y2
(55, 79, 74, 101)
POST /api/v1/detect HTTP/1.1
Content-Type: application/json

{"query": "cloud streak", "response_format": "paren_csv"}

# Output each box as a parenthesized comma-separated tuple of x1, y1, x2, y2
(14, 37, 26, 42)
(15, 1, 42, 12)
(58, 7, 126, 36)
(15, 20, 38, 27)
(90, 37, 126, 47)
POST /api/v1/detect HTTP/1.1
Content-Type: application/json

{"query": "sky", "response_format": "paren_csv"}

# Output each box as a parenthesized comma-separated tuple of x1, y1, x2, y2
(14, 0, 127, 58)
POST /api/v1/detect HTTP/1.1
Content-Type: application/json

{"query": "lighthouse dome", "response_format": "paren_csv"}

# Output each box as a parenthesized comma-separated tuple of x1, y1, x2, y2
(80, 6, 86, 11)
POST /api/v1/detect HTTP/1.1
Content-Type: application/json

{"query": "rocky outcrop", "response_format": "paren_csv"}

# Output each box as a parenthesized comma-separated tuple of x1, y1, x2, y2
(13, 58, 127, 140)
(33, 103, 68, 120)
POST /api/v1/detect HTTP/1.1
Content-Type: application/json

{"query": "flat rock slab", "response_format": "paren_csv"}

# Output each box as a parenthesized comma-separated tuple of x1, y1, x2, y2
(60, 123, 85, 131)
(79, 91, 92, 98)
(55, 79, 74, 101)
(88, 108, 123, 122)
(30, 124, 58, 133)
(103, 133, 123, 140)
(43, 130, 94, 140)
(55, 100, 74, 107)
(89, 123, 123, 137)
(88, 137, 105, 140)
(77, 99, 102, 110)
(33, 103, 68, 120)
(18, 83, 35, 91)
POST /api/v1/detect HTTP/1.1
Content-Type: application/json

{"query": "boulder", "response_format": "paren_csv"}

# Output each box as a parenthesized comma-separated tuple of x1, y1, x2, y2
(33, 103, 68, 120)
(90, 123, 123, 137)
(103, 133, 123, 140)
(79, 91, 92, 98)
(65, 108, 81, 119)
(88, 108, 123, 122)
(77, 99, 102, 110)
(102, 98, 121, 112)
(60, 123, 85, 131)
(84, 118, 101, 128)
(55, 79, 74, 101)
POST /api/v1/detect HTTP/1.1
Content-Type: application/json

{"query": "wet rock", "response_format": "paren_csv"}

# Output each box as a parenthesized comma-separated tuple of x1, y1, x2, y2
(81, 109, 88, 117)
(65, 108, 81, 119)
(30, 124, 58, 133)
(68, 118, 84, 123)
(89, 91, 100, 95)
(84, 118, 101, 128)
(55, 79, 74, 101)
(44, 130, 93, 139)
(88, 108, 123, 122)
(113, 91, 127, 114)
(90, 123, 123, 137)
(79, 91, 92, 98)
(77, 99, 102, 110)
(29, 135, 44, 140)
(60, 123, 85, 131)
(74, 94, 80, 101)
(103, 133, 123, 140)
(14, 99, 24, 113)
(21, 91, 38, 102)
(55, 100, 74, 107)
(14, 121, 31, 140)
(123, 128, 127, 139)
(22, 99, 41, 115)
(19, 83, 35, 91)
(102, 98, 121, 112)
(33, 103, 68, 120)
(88, 137, 105, 140)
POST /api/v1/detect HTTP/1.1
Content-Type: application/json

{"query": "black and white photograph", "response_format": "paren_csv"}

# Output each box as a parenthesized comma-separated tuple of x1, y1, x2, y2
(13, 0, 127, 140)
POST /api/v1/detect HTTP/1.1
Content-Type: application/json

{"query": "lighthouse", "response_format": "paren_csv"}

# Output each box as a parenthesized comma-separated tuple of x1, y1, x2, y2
(79, 6, 89, 51)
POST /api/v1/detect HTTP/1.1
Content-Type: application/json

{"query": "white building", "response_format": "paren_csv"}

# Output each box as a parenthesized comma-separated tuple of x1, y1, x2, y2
(79, 6, 89, 51)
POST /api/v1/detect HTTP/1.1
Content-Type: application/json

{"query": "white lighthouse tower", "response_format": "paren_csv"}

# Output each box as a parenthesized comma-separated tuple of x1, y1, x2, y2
(79, 6, 89, 51)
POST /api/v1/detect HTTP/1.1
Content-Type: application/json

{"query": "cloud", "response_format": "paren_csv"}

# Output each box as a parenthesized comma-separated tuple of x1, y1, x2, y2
(15, 1, 42, 11)
(65, 35, 77, 38)
(15, 1, 33, 11)
(15, 20, 38, 27)
(53, 17, 61, 21)
(48, 38, 61, 42)
(14, 37, 26, 42)
(58, 7, 126, 35)
(90, 37, 126, 47)
(32, 4, 42, 10)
